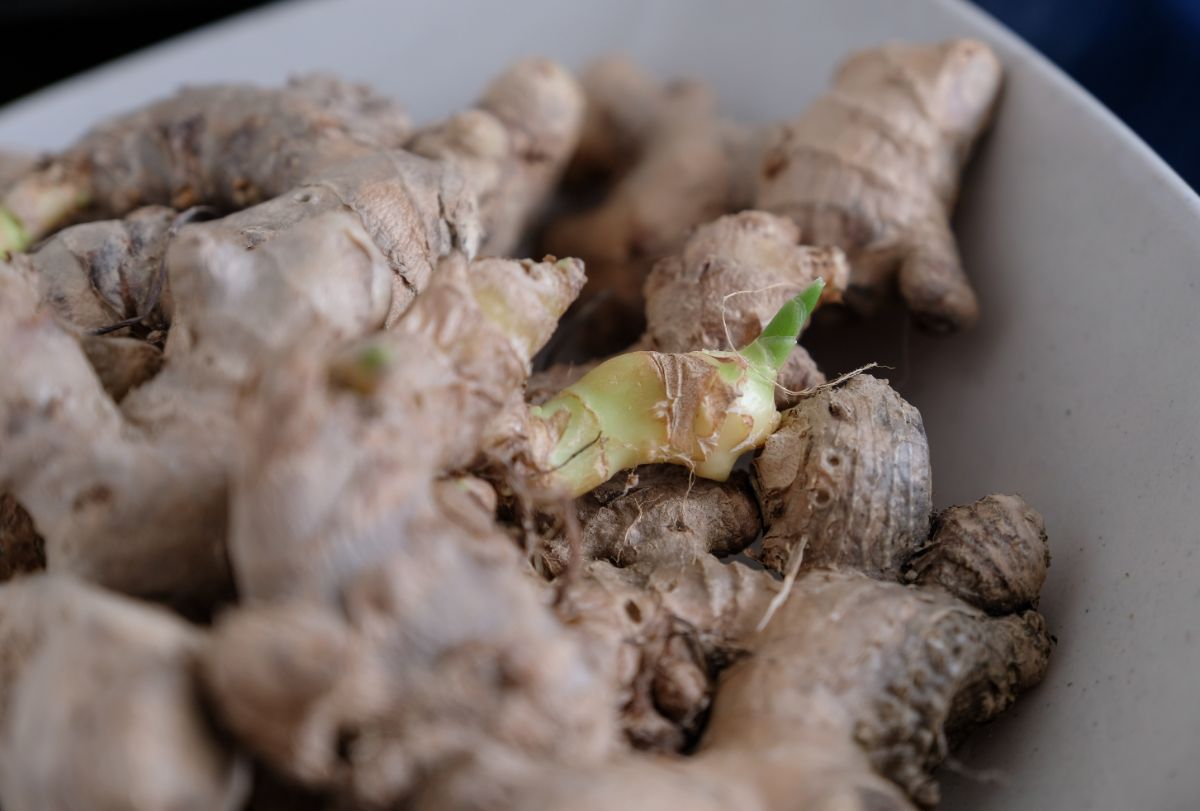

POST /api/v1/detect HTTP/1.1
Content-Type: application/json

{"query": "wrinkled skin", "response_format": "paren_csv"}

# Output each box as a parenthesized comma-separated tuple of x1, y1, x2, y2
(754, 374, 933, 577)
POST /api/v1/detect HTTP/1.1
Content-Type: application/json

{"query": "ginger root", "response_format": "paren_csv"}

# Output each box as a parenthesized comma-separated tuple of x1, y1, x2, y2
(0, 75, 412, 251)
(545, 58, 758, 353)
(0, 575, 248, 811)
(0, 41, 1049, 811)
(754, 373, 933, 577)
(907, 493, 1050, 614)
(523, 281, 824, 496)
(0, 211, 395, 604)
(0, 59, 584, 605)
(642, 210, 847, 405)
(755, 39, 1003, 330)
(450, 482, 1050, 811)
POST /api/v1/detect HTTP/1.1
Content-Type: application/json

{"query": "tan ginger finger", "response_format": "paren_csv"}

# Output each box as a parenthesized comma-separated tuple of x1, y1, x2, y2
(0, 576, 248, 811)
(409, 58, 585, 256)
(755, 38, 1002, 330)
(205, 257, 608, 806)
(0, 75, 411, 249)
(753, 374, 932, 578)
(204, 522, 616, 805)
(897, 215, 978, 332)
(227, 254, 585, 604)
(205, 535, 614, 806)
(543, 74, 757, 354)
(566, 56, 706, 182)
(700, 569, 1050, 808)
(907, 493, 1050, 614)
(0, 212, 394, 605)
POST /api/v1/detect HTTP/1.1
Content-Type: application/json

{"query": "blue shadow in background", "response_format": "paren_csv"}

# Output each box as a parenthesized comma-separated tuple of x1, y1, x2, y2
(975, 0, 1200, 189)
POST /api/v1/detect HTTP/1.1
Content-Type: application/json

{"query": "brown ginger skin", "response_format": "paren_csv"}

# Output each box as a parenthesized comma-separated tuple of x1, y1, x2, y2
(0, 211, 395, 605)
(908, 493, 1050, 614)
(0, 60, 586, 605)
(438, 550, 1049, 811)
(2, 74, 412, 241)
(754, 373, 933, 577)
(755, 39, 1003, 331)
(199, 252, 621, 807)
(0, 576, 248, 811)
(227, 252, 586, 603)
(10, 60, 583, 331)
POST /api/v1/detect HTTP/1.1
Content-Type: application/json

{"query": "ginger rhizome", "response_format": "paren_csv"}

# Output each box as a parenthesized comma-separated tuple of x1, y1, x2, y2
(0, 40, 1049, 811)
(525, 279, 823, 496)
(755, 39, 1002, 330)
(0, 59, 584, 604)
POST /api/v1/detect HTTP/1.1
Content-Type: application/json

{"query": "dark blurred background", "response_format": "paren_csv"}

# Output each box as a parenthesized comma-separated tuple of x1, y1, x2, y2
(2, 0, 1197, 188)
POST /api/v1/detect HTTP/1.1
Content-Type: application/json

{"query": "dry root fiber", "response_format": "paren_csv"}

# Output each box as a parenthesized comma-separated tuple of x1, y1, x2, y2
(756, 39, 1003, 330)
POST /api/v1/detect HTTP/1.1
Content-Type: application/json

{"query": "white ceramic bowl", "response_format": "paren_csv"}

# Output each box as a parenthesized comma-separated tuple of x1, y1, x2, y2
(2, 1, 1197, 808)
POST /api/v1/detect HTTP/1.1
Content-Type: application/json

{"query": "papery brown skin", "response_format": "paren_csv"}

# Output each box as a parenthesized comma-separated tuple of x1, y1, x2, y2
(540, 465, 761, 576)
(755, 38, 1003, 331)
(754, 374, 933, 578)
(0, 576, 248, 811)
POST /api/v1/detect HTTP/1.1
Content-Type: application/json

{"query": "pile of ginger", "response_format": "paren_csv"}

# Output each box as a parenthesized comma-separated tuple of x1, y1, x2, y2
(0, 38, 1053, 811)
